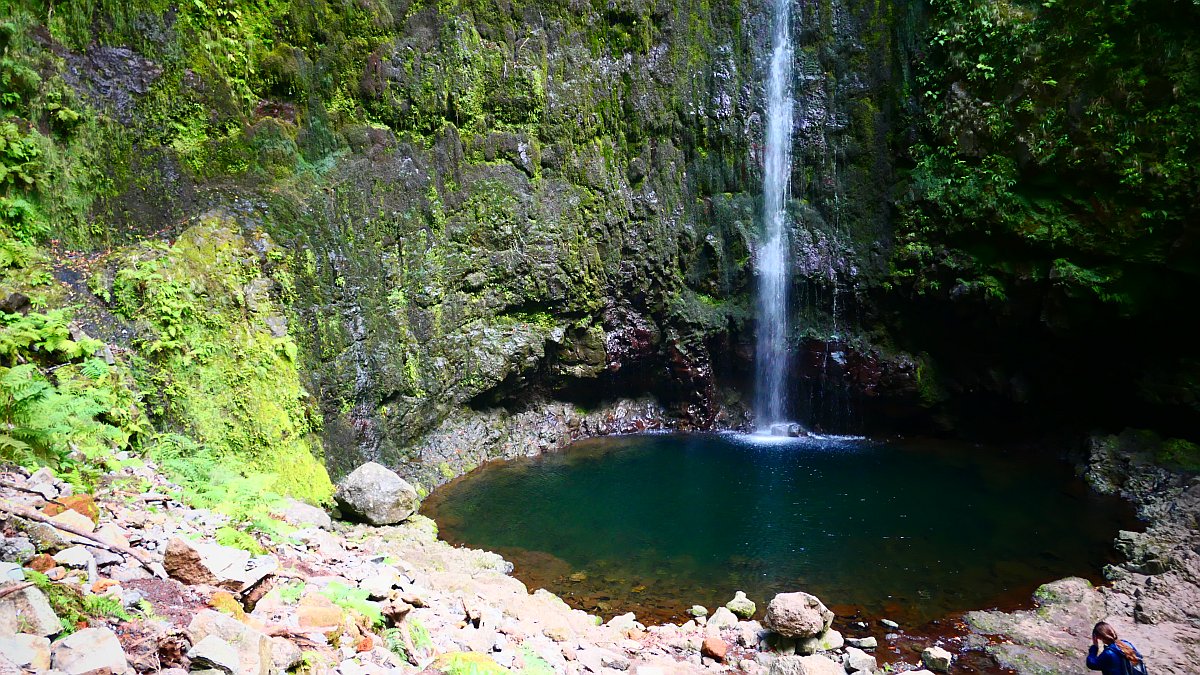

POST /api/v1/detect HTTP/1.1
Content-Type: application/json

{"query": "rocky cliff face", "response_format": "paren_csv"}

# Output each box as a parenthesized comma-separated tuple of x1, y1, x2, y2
(1, 0, 911, 488)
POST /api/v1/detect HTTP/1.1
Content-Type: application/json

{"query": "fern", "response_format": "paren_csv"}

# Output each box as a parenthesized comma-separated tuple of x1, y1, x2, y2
(81, 594, 131, 622)
(319, 582, 382, 627)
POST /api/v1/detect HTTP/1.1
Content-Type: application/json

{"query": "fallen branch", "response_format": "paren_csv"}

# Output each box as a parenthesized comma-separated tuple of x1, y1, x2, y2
(0, 499, 164, 578)
(0, 582, 35, 599)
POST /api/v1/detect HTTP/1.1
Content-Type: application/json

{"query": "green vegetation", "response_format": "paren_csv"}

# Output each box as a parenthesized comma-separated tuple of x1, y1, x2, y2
(896, 0, 1200, 307)
(432, 651, 511, 675)
(320, 581, 383, 627)
(0, 310, 145, 485)
(25, 569, 131, 634)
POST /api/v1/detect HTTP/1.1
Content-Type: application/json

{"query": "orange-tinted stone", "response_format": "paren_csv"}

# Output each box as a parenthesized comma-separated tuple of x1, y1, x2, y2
(26, 553, 56, 573)
(41, 494, 100, 524)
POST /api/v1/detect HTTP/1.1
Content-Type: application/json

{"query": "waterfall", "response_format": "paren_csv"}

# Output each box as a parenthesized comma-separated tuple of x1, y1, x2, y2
(753, 0, 795, 430)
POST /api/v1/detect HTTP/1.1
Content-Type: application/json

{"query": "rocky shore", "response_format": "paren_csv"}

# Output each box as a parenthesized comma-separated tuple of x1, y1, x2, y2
(3, 429, 1196, 675)
(1, 455, 941, 675)
(964, 432, 1200, 674)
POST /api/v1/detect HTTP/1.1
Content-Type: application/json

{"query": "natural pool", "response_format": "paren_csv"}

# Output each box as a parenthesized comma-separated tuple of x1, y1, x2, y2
(422, 433, 1138, 626)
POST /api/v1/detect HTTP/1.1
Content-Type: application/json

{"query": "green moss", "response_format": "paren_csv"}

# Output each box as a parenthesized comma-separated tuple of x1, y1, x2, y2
(432, 652, 511, 675)
(1156, 438, 1200, 473)
(103, 216, 332, 503)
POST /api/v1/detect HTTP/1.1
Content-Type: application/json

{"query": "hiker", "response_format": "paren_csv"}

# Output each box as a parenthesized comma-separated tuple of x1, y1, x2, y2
(1086, 621, 1146, 675)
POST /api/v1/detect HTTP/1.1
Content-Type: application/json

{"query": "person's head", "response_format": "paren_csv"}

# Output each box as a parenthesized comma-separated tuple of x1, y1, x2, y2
(1092, 622, 1118, 645)
(1092, 621, 1141, 665)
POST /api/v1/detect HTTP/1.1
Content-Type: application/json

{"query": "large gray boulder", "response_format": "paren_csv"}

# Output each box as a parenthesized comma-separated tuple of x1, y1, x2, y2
(764, 592, 835, 639)
(768, 654, 844, 675)
(188, 610, 273, 675)
(0, 584, 61, 637)
(50, 627, 130, 674)
(334, 462, 420, 525)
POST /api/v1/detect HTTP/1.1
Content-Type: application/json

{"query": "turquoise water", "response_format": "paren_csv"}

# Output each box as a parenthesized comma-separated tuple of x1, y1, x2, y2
(423, 433, 1137, 625)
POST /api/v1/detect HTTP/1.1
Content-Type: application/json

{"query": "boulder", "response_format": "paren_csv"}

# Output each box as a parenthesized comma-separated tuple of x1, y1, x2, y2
(768, 654, 844, 675)
(163, 537, 277, 592)
(188, 610, 273, 675)
(688, 605, 709, 617)
(188, 635, 239, 674)
(921, 646, 952, 673)
(764, 592, 834, 639)
(726, 590, 756, 619)
(708, 606, 739, 629)
(798, 628, 843, 655)
(50, 627, 130, 674)
(273, 499, 332, 530)
(334, 462, 420, 526)
(0, 634, 51, 671)
(49, 509, 95, 534)
(606, 612, 641, 632)
(0, 536, 35, 564)
(53, 546, 95, 570)
(844, 646, 877, 673)
(0, 562, 23, 582)
(0, 584, 61, 637)
(271, 636, 304, 671)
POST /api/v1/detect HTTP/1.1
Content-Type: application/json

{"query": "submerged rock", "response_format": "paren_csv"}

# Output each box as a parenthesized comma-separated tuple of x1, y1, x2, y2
(726, 590, 756, 619)
(335, 462, 420, 526)
(921, 646, 952, 672)
(764, 592, 834, 639)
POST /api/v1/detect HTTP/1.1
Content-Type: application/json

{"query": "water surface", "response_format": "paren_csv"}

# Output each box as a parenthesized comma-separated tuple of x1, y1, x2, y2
(423, 433, 1137, 625)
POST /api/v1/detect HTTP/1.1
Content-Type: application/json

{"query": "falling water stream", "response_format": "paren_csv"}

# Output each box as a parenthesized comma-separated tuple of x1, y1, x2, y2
(754, 0, 795, 429)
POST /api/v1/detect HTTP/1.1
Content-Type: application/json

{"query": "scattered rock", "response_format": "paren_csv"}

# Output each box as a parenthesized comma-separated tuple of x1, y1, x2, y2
(188, 610, 273, 675)
(188, 635, 240, 674)
(0, 634, 51, 671)
(688, 605, 708, 617)
(49, 508, 96, 534)
(0, 536, 35, 564)
(798, 628, 842, 655)
(42, 494, 100, 524)
(53, 546, 95, 569)
(50, 627, 130, 675)
(0, 584, 62, 637)
(163, 537, 277, 591)
(726, 590, 756, 619)
(768, 654, 843, 675)
(764, 592, 835, 639)
(701, 636, 728, 661)
(921, 646, 952, 672)
(846, 636, 877, 649)
(0, 562, 24, 582)
(844, 646, 876, 673)
(273, 498, 332, 530)
(880, 619, 899, 629)
(271, 636, 304, 671)
(334, 462, 420, 526)
(708, 606, 739, 630)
